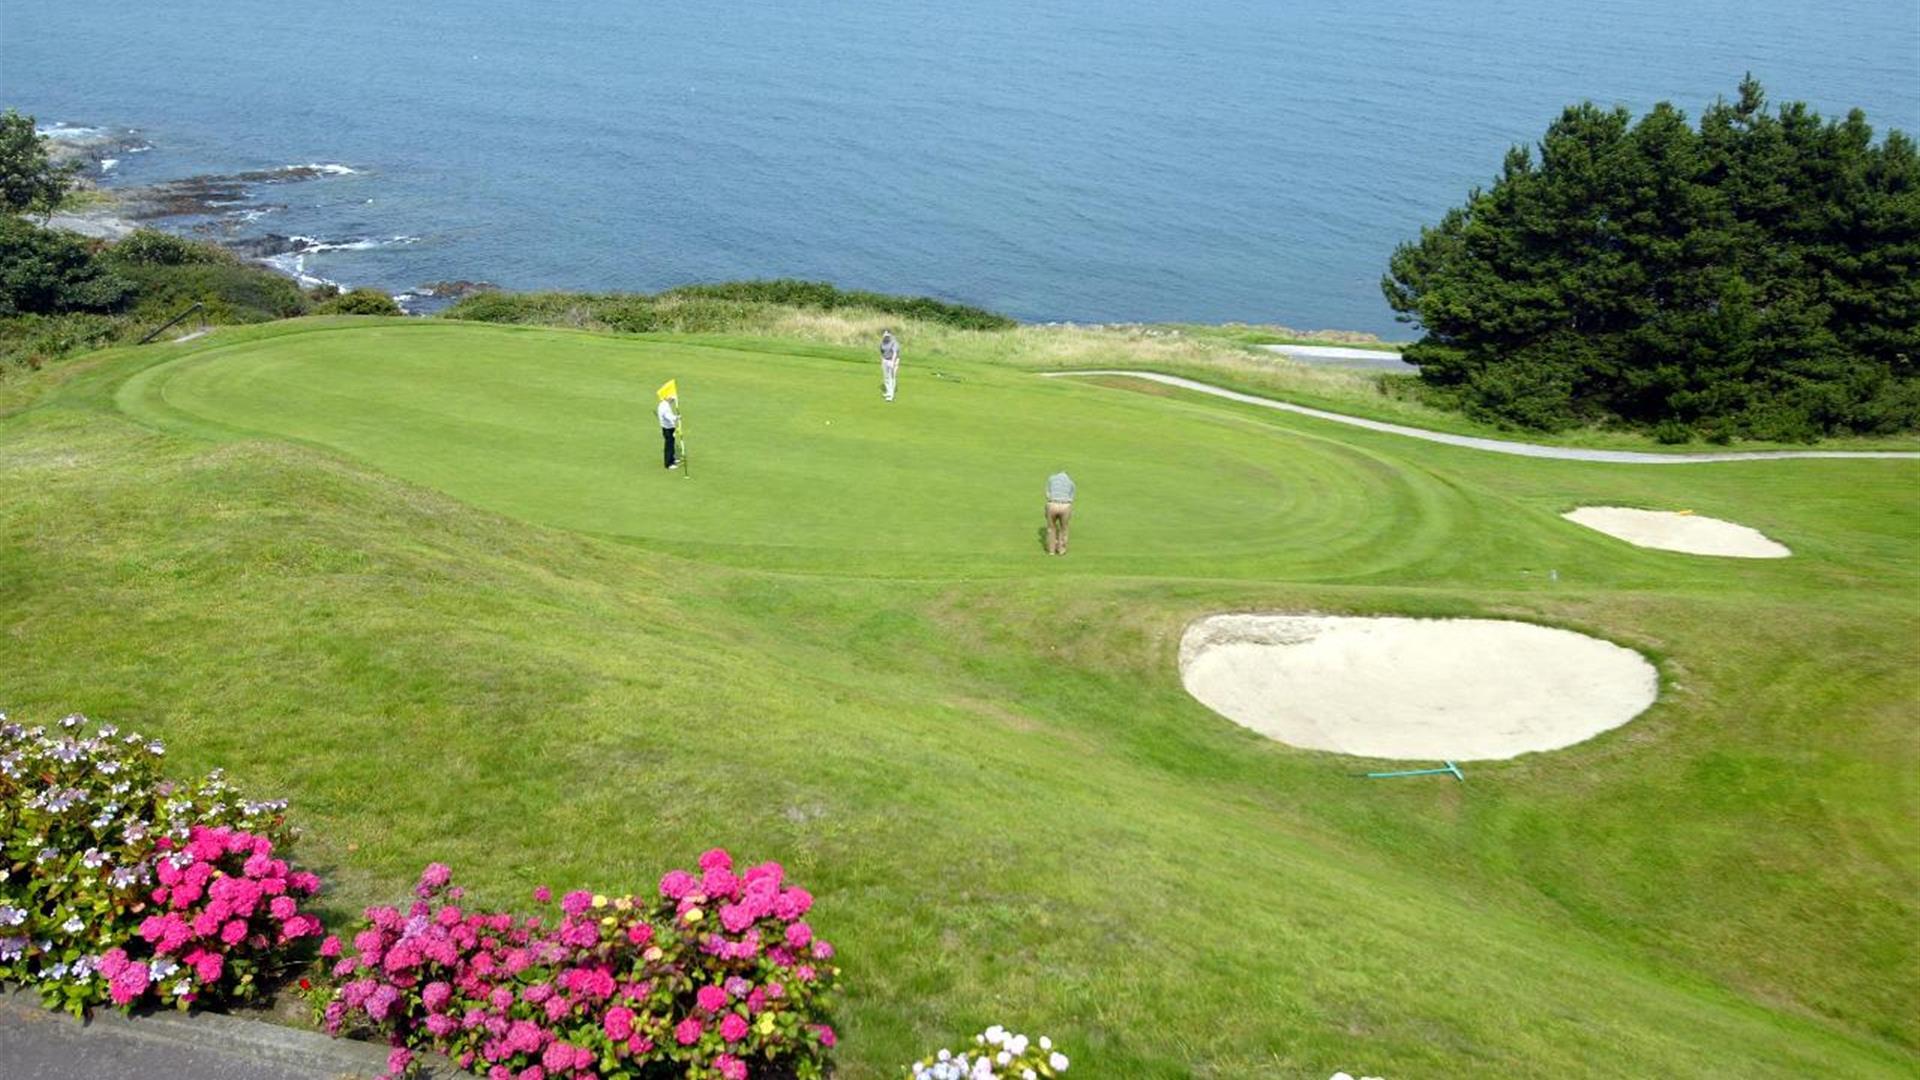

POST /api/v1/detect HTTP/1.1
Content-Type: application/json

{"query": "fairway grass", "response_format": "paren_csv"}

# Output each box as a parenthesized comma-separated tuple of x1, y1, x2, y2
(4, 319, 1916, 1077)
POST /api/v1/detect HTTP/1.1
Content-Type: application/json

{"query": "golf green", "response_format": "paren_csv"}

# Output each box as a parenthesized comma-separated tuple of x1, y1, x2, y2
(116, 321, 1485, 576)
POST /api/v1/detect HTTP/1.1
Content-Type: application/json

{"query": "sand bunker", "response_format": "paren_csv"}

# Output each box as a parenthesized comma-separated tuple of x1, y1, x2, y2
(1179, 614, 1658, 760)
(1562, 506, 1790, 558)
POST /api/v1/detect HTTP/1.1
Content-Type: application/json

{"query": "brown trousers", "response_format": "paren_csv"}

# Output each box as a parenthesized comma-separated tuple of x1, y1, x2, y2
(1045, 501, 1073, 554)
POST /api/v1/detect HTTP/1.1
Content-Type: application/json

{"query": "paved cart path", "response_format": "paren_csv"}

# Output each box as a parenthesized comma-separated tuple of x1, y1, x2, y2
(0, 990, 406, 1080)
(1043, 371, 1920, 464)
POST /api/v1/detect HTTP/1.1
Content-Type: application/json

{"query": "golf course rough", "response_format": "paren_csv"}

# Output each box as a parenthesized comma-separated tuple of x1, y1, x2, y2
(13, 318, 1914, 1077)
(1178, 614, 1660, 760)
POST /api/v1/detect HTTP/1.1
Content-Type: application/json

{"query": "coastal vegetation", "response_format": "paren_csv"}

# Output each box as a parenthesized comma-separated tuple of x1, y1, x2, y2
(0, 218, 323, 373)
(0, 109, 77, 216)
(4, 319, 1914, 1076)
(1385, 78, 1920, 441)
(448, 280, 1014, 333)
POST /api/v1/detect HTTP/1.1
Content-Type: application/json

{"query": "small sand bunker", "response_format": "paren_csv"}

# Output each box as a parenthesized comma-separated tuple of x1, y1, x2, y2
(1179, 614, 1658, 760)
(1562, 506, 1790, 558)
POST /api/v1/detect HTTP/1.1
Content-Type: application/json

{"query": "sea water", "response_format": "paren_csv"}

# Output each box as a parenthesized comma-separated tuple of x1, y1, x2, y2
(3, 0, 1914, 333)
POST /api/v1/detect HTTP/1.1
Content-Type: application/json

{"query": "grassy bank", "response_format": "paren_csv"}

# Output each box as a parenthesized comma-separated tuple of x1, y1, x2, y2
(3, 319, 1914, 1076)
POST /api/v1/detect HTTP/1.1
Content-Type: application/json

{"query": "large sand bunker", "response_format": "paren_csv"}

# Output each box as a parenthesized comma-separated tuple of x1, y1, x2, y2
(1179, 614, 1658, 760)
(1562, 506, 1790, 558)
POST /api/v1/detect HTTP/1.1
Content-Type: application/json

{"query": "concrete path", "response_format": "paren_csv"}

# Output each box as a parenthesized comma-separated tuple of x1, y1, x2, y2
(1259, 343, 1416, 374)
(1043, 371, 1920, 464)
(0, 990, 396, 1080)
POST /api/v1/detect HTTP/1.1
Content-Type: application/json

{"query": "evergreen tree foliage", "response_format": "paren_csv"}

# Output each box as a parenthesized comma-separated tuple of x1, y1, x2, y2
(0, 109, 78, 216)
(1384, 78, 1919, 439)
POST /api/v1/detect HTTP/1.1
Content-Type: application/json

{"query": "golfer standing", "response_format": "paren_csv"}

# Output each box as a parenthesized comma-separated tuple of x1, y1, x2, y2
(879, 329, 900, 402)
(658, 393, 680, 469)
(1045, 470, 1075, 555)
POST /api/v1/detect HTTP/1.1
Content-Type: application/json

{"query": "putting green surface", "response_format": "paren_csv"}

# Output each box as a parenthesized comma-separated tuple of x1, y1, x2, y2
(9, 319, 1918, 1077)
(118, 322, 1464, 577)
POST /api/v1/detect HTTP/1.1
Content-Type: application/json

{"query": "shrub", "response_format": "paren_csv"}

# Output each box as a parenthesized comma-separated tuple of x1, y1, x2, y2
(316, 288, 403, 316)
(0, 217, 134, 316)
(0, 713, 326, 1016)
(318, 849, 839, 1080)
(0, 311, 121, 374)
(909, 1024, 1071, 1080)
(118, 261, 310, 324)
(104, 230, 234, 268)
(666, 280, 1014, 331)
(445, 281, 1017, 334)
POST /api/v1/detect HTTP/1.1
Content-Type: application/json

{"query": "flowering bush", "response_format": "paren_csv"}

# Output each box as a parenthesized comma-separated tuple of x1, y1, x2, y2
(909, 1025, 1070, 1080)
(0, 713, 326, 1015)
(319, 849, 838, 1080)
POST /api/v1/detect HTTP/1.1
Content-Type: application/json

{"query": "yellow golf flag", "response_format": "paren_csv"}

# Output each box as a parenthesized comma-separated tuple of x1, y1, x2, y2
(656, 378, 678, 401)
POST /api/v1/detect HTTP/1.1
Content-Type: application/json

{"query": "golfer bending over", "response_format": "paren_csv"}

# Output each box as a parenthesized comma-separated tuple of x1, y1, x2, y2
(658, 392, 680, 469)
(879, 329, 900, 402)
(1045, 470, 1075, 555)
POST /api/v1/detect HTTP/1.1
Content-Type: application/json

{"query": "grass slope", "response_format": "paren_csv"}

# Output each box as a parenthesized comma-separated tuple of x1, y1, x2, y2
(3, 319, 1915, 1078)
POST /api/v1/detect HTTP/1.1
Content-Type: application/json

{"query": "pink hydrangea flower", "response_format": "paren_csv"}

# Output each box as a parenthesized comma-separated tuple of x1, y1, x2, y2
(774, 887, 812, 921)
(814, 1024, 836, 1047)
(720, 1013, 749, 1042)
(386, 1047, 413, 1076)
(188, 950, 223, 983)
(108, 965, 150, 1005)
(719, 903, 755, 933)
(784, 922, 812, 949)
(506, 1019, 545, 1054)
(659, 870, 696, 899)
(541, 1041, 576, 1072)
(697, 984, 729, 1012)
(675, 1017, 704, 1045)
(366, 985, 400, 1022)
(319, 935, 342, 958)
(715, 1054, 748, 1080)
(560, 891, 594, 917)
(532, 885, 552, 904)
(603, 1006, 635, 1042)
(698, 849, 733, 874)
(702, 866, 740, 899)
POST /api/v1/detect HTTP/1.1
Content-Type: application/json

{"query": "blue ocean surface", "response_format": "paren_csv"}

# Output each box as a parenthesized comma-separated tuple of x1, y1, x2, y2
(3, 0, 1915, 334)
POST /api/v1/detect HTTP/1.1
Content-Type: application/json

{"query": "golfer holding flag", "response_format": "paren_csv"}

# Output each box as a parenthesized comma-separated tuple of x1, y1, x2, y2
(657, 379, 682, 471)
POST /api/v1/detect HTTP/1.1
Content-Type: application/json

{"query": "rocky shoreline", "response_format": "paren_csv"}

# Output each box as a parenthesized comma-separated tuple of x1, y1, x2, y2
(38, 123, 492, 314)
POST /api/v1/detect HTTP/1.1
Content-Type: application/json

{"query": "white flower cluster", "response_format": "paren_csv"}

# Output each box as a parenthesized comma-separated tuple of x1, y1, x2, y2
(0, 712, 291, 996)
(1330, 1072, 1385, 1080)
(909, 1024, 1069, 1080)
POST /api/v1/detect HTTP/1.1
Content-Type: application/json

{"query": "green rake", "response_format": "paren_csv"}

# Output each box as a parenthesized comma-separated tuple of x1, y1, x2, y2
(1365, 761, 1465, 782)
